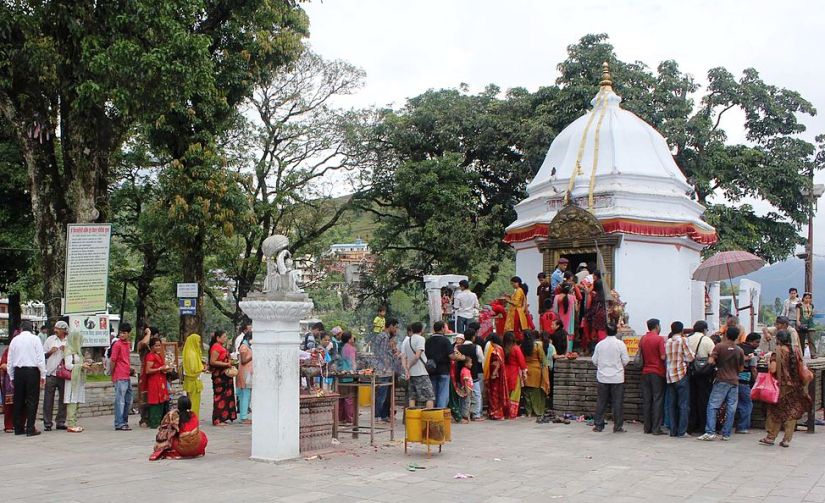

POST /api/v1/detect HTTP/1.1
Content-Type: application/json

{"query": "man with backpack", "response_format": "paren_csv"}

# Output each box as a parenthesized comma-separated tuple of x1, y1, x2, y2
(302, 322, 324, 350)
(402, 322, 434, 408)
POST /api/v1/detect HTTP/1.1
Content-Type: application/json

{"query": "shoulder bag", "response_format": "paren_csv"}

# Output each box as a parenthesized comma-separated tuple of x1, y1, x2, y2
(411, 337, 436, 373)
(691, 336, 714, 376)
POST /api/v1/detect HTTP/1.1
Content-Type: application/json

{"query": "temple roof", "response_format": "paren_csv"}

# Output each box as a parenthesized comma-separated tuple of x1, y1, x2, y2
(506, 63, 716, 245)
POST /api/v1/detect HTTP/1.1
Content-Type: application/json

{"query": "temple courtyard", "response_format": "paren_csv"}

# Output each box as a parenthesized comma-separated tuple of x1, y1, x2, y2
(5, 406, 825, 503)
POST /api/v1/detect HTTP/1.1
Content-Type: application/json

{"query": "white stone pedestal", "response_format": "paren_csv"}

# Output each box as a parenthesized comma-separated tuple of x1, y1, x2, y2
(239, 297, 313, 462)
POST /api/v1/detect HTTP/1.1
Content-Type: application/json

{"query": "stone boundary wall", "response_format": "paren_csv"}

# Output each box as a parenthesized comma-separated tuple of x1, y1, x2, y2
(553, 356, 825, 428)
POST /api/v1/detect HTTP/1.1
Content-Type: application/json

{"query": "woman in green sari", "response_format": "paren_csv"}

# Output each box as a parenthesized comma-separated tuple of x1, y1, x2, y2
(64, 331, 90, 433)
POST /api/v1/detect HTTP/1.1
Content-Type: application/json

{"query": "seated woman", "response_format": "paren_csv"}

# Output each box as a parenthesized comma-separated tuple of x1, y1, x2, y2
(149, 396, 208, 461)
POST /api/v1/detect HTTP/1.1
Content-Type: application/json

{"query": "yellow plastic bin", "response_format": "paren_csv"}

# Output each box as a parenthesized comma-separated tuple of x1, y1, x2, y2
(441, 408, 452, 442)
(405, 407, 423, 443)
(422, 408, 449, 445)
(358, 386, 372, 407)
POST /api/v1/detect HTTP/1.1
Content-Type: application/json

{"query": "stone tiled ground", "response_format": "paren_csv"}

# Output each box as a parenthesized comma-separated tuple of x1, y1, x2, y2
(4, 380, 825, 503)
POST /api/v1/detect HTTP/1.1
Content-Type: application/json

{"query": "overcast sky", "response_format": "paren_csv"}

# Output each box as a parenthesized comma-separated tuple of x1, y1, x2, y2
(302, 0, 825, 253)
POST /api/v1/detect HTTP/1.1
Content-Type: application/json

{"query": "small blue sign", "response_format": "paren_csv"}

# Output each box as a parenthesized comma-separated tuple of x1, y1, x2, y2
(179, 298, 197, 316)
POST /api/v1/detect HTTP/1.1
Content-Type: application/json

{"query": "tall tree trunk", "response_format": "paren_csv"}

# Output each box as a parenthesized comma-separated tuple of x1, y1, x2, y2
(8, 291, 22, 334)
(179, 237, 205, 342)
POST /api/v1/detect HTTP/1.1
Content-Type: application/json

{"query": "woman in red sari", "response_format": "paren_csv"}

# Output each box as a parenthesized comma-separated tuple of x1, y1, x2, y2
(145, 337, 171, 428)
(0, 332, 16, 433)
(581, 271, 608, 355)
(503, 332, 527, 418)
(483, 335, 508, 420)
(209, 330, 238, 426)
(150, 396, 208, 460)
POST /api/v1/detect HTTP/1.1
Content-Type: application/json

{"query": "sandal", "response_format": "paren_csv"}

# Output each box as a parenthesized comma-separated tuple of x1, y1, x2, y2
(779, 440, 790, 448)
(67, 426, 84, 433)
(758, 437, 775, 446)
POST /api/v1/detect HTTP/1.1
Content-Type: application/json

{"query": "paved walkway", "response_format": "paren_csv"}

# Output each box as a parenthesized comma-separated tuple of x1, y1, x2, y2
(4, 395, 825, 502)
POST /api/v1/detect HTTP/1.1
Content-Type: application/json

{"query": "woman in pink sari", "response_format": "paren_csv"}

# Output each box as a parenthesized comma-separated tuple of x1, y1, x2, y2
(338, 332, 357, 423)
(553, 283, 578, 353)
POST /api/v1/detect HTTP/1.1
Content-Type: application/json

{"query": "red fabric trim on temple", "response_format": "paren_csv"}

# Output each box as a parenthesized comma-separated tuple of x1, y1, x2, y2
(503, 219, 717, 245)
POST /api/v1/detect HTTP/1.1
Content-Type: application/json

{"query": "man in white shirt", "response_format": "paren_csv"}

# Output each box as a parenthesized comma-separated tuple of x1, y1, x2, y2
(401, 322, 434, 408)
(8, 320, 46, 436)
(43, 320, 69, 431)
(591, 324, 629, 433)
(453, 280, 479, 335)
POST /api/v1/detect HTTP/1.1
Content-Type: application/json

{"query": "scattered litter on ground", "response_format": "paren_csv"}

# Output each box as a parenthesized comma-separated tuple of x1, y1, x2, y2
(331, 438, 341, 445)
(493, 458, 502, 461)
(407, 463, 426, 472)
(304, 455, 319, 461)
(453, 473, 475, 479)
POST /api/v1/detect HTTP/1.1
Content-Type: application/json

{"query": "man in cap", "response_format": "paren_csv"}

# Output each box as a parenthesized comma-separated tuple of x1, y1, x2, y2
(43, 320, 69, 431)
(551, 258, 569, 291)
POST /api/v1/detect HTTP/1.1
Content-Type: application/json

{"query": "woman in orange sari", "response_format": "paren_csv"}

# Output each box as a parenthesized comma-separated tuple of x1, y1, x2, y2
(150, 396, 208, 460)
(483, 335, 508, 420)
(504, 276, 529, 342)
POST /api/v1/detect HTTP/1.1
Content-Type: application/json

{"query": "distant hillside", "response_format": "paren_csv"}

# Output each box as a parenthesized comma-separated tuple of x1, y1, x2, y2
(330, 194, 378, 241)
(743, 257, 825, 305)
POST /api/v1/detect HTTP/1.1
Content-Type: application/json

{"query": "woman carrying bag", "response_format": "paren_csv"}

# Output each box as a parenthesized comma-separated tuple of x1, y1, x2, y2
(758, 330, 812, 447)
(64, 331, 91, 433)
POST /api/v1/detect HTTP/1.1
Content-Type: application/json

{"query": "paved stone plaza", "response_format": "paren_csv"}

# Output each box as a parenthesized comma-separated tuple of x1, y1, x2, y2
(5, 386, 825, 503)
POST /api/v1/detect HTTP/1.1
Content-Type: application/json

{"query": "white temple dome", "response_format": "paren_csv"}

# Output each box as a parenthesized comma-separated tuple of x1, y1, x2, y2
(506, 63, 716, 245)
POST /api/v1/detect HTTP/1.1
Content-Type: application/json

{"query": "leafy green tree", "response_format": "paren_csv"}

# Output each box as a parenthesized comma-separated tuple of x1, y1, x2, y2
(212, 49, 369, 326)
(0, 1, 230, 319)
(144, 2, 308, 337)
(0, 119, 33, 332)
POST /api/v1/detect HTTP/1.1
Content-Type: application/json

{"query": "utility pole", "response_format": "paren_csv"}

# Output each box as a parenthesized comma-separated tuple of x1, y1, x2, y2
(800, 183, 825, 294)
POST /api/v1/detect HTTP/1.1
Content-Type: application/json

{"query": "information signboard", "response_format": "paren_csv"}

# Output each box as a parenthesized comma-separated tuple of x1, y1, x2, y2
(177, 283, 198, 299)
(179, 298, 197, 315)
(68, 314, 110, 347)
(64, 224, 112, 315)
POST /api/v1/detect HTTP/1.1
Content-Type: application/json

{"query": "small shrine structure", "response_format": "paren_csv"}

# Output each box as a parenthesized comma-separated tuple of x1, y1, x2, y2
(505, 63, 717, 333)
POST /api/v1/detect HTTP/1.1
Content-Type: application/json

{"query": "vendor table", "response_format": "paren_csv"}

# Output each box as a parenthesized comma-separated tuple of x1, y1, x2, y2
(333, 373, 395, 446)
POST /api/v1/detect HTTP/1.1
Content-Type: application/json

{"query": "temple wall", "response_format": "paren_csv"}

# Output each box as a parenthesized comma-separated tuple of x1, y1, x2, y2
(614, 237, 703, 333)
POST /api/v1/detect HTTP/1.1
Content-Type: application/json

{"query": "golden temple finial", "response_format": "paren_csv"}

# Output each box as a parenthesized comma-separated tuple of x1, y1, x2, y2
(599, 61, 613, 89)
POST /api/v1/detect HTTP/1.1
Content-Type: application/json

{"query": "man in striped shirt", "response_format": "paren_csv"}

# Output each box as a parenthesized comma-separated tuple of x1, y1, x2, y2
(665, 322, 694, 437)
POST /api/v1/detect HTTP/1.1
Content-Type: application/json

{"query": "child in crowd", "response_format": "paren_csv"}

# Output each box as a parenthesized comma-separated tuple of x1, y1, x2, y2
(373, 306, 386, 334)
(456, 357, 474, 424)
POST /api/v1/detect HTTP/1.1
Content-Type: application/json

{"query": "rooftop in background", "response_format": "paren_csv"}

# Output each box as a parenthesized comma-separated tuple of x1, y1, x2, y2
(328, 238, 369, 254)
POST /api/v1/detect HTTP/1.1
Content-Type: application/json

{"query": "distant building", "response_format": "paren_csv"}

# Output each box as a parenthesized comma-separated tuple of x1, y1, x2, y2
(323, 238, 373, 287)
(0, 298, 47, 340)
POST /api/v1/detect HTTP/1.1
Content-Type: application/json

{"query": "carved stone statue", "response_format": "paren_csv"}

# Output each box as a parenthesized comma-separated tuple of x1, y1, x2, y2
(261, 234, 303, 294)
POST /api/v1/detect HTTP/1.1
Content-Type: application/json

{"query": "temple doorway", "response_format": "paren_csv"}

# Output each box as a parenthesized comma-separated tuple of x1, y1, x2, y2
(559, 252, 597, 274)
(538, 202, 619, 289)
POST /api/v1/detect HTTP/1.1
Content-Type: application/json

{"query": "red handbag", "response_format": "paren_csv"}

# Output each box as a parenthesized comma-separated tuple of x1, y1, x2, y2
(56, 362, 73, 380)
(750, 372, 779, 404)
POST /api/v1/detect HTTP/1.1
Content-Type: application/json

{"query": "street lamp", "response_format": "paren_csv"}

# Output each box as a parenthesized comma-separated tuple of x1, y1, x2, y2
(798, 183, 825, 294)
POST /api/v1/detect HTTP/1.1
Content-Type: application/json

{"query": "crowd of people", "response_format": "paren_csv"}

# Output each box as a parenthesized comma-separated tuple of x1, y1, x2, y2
(0, 280, 817, 457)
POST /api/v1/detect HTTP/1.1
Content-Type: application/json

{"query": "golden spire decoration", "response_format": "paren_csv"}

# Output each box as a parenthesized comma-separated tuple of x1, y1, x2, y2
(599, 61, 613, 90)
